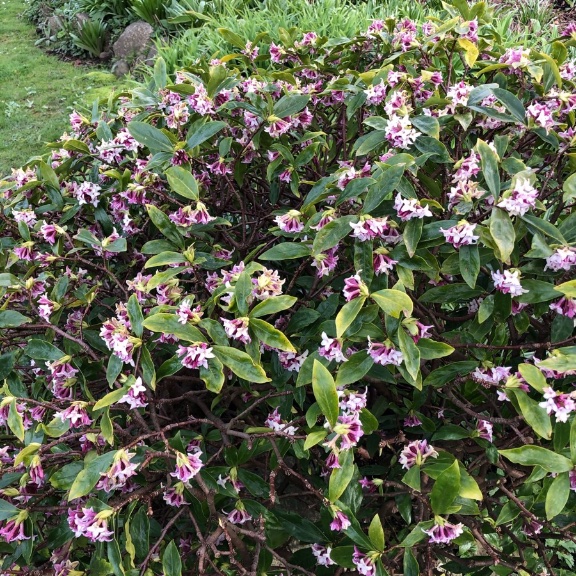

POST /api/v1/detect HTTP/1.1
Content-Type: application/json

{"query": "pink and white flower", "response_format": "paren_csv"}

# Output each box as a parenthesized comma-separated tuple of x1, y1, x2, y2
(394, 194, 432, 220)
(74, 181, 102, 207)
(318, 332, 347, 363)
(399, 440, 438, 469)
(539, 387, 576, 422)
(330, 510, 351, 531)
(275, 210, 305, 233)
(373, 250, 398, 275)
(96, 450, 139, 492)
(385, 114, 421, 149)
(440, 221, 479, 248)
(545, 247, 576, 272)
(549, 297, 576, 318)
(311, 544, 336, 566)
(278, 349, 309, 372)
(252, 268, 285, 300)
(176, 343, 215, 370)
(476, 420, 493, 442)
(171, 450, 204, 482)
(67, 507, 113, 542)
(352, 547, 376, 576)
(221, 317, 251, 344)
(177, 301, 203, 325)
(497, 177, 539, 217)
(227, 504, 252, 525)
(367, 338, 403, 366)
(423, 520, 464, 544)
(491, 269, 529, 297)
(118, 377, 148, 409)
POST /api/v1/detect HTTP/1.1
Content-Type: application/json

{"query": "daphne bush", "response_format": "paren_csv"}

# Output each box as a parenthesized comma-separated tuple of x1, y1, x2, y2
(2, 2, 576, 574)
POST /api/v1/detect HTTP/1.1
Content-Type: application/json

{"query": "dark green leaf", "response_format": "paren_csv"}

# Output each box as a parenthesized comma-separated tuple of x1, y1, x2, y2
(336, 296, 366, 338)
(199, 356, 225, 393)
(187, 121, 227, 150)
(212, 346, 270, 383)
(398, 328, 420, 381)
(130, 507, 150, 562)
(312, 216, 358, 254)
(419, 284, 483, 303)
(363, 165, 405, 213)
(162, 540, 182, 576)
(335, 351, 374, 386)
(329, 449, 354, 502)
(508, 389, 552, 439)
(499, 446, 573, 472)
(477, 139, 500, 199)
(545, 472, 570, 520)
(403, 549, 420, 576)
(142, 313, 204, 342)
(459, 244, 480, 288)
(24, 339, 64, 361)
(490, 208, 515, 264)
(68, 451, 117, 500)
(273, 94, 310, 118)
(424, 361, 478, 387)
(250, 318, 296, 352)
(259, 243, 311, 261)
(250, 295, 297, 318)
(146, 204, 185, 249)
(312, 360, 339, 427)
(234, 271, 252, 316)
(430, 460, 460, 514)
(128, 121, 174, 153)
(0, 311, 31, 328)
(165, 166, 199, 201)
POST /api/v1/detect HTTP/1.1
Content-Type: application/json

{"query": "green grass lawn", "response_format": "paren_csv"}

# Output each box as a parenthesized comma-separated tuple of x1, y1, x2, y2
(0, 0, 121, 174)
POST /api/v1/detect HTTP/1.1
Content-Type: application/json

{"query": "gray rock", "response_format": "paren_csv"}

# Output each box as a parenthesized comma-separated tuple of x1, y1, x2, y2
(99, 51, 112, 60)
(46, 15, 63, 36)
(112, 21, 154, 63)
(111, 59, 130, 77)
(73, 12, 90, 31)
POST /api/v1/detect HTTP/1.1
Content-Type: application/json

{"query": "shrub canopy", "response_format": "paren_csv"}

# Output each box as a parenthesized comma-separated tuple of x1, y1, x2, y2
(1, 2, 576, 574)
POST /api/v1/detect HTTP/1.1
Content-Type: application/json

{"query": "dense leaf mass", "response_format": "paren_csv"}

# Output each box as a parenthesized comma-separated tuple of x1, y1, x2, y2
(1, 2, 576, 574)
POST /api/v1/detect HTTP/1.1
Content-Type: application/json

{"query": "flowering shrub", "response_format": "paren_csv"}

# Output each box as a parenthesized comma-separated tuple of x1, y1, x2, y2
(2, 1, 576, 574)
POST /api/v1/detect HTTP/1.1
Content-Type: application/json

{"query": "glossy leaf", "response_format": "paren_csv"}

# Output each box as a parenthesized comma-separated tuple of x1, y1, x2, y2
(312, 360, 339, 427)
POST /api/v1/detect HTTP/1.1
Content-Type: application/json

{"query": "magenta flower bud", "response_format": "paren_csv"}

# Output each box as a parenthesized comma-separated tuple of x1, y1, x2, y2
(476, 420, 493, 442)
(342, 274, 368, 302)
(330, 510, 351, 531)
(0, 517, 30, 543)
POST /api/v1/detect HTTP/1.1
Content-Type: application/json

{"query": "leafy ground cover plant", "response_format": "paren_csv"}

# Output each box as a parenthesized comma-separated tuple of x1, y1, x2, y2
(2, 1, 576, 574)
